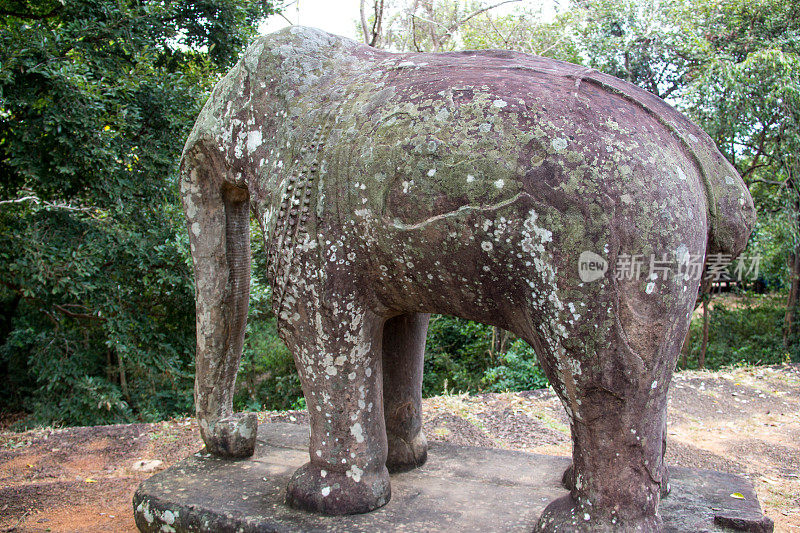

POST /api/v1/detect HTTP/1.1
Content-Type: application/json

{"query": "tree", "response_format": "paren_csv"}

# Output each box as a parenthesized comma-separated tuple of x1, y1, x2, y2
(0, 0, 279, 426)
(359, 0, 535, 53)
(570, 0, 706, 101)
(360, 0, 386, 48)
(686, 0, 800, 348)
(457, 5, 581, 62)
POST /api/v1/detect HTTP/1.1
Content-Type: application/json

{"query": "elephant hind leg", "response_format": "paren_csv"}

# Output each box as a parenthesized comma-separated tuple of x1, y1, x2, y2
(532, 288, 691, 530)
(382, 313, 430, 473)
(538, 388, 668, 532)
(560, 455, 670, 497)
(535, 353, 669, 532)
(182, 153, 256, 458)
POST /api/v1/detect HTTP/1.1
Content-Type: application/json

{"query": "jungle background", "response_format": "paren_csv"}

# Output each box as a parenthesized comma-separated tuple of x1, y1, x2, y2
(1, 0, 798, 428)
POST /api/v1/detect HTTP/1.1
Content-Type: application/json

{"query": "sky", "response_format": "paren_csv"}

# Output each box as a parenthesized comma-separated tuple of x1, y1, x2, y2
(259, 0, 559, 41)
(260, 0, 364, 40)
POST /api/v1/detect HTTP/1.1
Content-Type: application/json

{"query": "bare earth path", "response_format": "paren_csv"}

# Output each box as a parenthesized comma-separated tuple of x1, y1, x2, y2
(1, 364, 798, 532)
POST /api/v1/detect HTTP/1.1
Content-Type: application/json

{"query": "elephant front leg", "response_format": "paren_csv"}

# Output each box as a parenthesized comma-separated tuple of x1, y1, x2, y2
(382, 313, 430, 473)
(282, 301, 391, 515)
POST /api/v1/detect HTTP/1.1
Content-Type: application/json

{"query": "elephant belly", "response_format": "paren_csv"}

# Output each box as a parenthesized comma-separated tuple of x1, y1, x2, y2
(358, 194, 562, 334)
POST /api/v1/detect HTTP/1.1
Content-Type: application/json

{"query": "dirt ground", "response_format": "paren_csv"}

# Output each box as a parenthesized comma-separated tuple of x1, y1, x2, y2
(1, 364, 798, 532)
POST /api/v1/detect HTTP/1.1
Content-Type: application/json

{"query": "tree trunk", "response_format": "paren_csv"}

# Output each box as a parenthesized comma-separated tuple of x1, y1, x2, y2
(499, 329, 510, 354)
(106, 348, 113, 382)
(490, 326, 497, 363)
(680, 325, 691, 369)
(360, 0, 385, 48)
(784, 243, 800, 348)
(700, 295, 709, 369)
(118, 352, 130, 403)
(359, 0, 370, 45)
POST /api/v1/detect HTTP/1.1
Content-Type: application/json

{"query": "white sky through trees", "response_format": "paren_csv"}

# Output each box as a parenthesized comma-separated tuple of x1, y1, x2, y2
(259, 0, 560, 41)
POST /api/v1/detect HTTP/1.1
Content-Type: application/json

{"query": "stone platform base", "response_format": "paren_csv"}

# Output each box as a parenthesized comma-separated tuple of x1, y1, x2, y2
(133, 422, 772, 532)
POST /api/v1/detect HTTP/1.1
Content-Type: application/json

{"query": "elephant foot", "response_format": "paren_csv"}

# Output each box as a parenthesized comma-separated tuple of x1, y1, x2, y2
(534, 495, 662, 532)
(200, 412, 258, 458)
(386, 431, 428, 473)
(562, 463, 671, 497)
(286, 462, 391, 515)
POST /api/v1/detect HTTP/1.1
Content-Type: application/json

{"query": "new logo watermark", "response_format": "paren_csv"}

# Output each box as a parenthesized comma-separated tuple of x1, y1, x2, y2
(577, 251, 761, 283)
(578, 251, 608, 282)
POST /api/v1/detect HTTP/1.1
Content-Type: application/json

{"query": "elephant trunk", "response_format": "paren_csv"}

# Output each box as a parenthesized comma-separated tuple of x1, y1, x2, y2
(180, 142, 257, 458)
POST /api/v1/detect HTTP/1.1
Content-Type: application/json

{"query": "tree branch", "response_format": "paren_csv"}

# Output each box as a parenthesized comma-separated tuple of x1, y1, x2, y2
(731, 118, 777, 179)
(0, 193, 91, 211)
(452, 0, 523, 31)
(0, 196, 39, 205)
(485, 12, 511, 47)
(1, 281, 106, 322)
(750, 176, 787, 186)
(277, 11, 295, 25)
(53, 303, 105, 321)
(360, 0, 371, 45)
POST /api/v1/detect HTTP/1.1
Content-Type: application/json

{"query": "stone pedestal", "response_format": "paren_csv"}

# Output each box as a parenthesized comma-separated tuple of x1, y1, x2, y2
(133, 422, 773, 532)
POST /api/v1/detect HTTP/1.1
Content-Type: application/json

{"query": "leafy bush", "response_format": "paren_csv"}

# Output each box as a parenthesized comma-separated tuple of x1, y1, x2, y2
(483, 339, 549, 392)
(422, 315, 550, 396)
(683, 292, 797, 370)
(234, 315, 303, 412)
(422, 316, 494, 396)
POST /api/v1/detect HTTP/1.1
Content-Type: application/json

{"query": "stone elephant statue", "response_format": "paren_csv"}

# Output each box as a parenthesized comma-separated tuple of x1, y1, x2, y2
(180, 26, 754, 531)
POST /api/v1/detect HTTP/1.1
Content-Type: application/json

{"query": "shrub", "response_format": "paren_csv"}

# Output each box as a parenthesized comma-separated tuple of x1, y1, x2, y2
(483, 339, 549, 392)
(683, 292, 797, 370)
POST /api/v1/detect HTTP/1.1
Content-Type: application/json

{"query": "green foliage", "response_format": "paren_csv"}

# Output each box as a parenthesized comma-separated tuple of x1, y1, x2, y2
(422, 315, 492, 395)
(0, 0, 278, 427)
(376, 0, 489, 52)
(421, 315, 550, 396)
(483, 339, 549, 393)
(368, 0, 578, 61)
(0, 198, 196, 426)
(234, 316, 303, 412)
(571, 0, 704, 100)
(457, 7, 583, 63)
(697, 0, 800, 60)
(683, 293, 798, 369)
(747, 213, 793, 289)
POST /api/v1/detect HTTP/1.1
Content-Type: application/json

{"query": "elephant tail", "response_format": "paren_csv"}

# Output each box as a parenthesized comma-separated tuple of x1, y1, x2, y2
(180, 139, 256, 457)
(696, 143, 756, 258)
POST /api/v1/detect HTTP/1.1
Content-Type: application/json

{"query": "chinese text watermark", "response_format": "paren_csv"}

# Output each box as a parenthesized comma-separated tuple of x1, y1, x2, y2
(578, 251, 760, 284)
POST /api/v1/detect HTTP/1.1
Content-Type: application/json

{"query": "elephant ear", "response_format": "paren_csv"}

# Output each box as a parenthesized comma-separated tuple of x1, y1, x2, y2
(584, 71, 755, 258)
